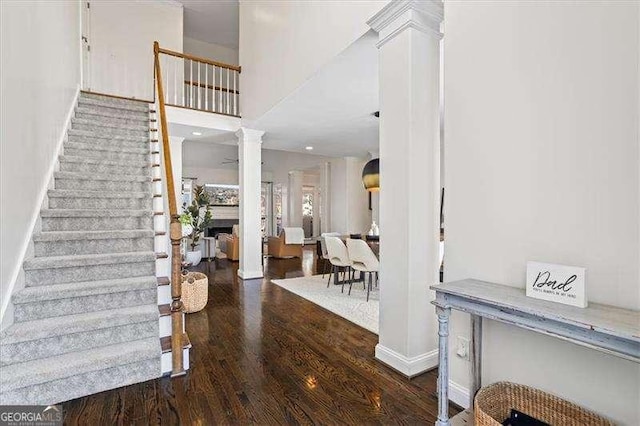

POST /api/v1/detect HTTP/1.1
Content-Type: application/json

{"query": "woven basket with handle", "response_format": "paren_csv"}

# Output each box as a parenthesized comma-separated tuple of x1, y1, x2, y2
(181, 272, 208, 313)
(474, 382, 613, 426)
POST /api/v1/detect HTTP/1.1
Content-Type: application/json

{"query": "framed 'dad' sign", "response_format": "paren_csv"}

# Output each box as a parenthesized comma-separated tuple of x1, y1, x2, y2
(526, 261, 587, 308)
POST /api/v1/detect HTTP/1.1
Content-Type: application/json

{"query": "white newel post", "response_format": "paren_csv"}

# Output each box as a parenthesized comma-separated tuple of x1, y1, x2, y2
(236, 128, 265, 280)
(368, 0, 443, 376)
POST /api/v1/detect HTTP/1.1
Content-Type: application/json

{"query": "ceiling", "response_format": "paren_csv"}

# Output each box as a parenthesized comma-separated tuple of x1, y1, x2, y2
(252, 30, 380, 158)
(176, 0, 239, 48)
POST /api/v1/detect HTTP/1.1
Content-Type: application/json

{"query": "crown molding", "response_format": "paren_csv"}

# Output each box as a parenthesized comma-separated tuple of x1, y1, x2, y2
(367, 0, 443, 47)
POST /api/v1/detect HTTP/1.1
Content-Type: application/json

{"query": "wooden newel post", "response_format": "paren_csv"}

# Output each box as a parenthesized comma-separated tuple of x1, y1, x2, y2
(170, 216, 185, 376)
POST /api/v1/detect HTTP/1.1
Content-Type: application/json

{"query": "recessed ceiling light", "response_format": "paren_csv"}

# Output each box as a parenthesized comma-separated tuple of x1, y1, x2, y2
(305, 146, 313, 150)
(192, 131, 202, 136)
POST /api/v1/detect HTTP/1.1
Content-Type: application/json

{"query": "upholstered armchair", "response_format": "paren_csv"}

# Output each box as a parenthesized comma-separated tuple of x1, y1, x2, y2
(224, 225, 240, 261)
(268, 228, 304, 259)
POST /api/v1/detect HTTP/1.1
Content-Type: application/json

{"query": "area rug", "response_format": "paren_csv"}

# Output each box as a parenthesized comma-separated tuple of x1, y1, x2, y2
(271, 275, 379, 334)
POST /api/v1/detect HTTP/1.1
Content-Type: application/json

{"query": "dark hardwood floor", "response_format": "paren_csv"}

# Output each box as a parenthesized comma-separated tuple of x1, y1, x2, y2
(62, 247, 459, 425)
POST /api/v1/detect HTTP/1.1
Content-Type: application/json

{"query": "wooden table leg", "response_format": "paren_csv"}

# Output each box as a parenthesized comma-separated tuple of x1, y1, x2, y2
(470, 314, 483, 406)
(436, 306, 451, 426)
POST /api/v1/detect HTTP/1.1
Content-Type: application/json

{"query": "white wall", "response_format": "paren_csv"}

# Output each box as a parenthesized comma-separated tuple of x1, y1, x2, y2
(1, 0, 81, 327)
(87, 0, 183, 100)
(239, 0, 389, 121)
(444, 2, 640, 424)
(184, 37, 238, 66)
(329, 157, 371, 234)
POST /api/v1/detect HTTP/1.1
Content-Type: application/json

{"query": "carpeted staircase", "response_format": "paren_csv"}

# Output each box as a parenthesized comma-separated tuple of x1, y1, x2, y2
(0, 92, 164, 405)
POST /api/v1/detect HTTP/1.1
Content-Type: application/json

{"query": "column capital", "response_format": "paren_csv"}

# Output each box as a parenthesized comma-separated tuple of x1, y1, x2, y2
(367, 0, 443, 47)
(236, 127, 265, 143)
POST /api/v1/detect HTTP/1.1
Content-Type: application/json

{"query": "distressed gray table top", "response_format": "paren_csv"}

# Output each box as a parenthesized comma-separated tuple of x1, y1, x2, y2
(431, 279, 640, 342)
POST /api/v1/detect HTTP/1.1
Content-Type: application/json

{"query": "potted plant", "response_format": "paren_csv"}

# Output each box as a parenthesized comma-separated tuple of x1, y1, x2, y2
(180, 185, 213, 266)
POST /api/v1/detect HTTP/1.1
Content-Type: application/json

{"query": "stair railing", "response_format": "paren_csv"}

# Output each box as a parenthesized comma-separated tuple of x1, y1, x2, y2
(153, 41, 185, 377)
(155, 45, 241, 117)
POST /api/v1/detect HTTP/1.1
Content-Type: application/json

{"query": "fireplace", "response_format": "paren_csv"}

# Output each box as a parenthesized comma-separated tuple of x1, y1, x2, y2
(206, 219, 239, 238)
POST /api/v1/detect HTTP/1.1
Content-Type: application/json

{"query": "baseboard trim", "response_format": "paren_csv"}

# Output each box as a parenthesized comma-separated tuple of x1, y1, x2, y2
(0, 84, 80, 329)
(237, 269, 264, 280)
(449, 380, 471, 409)
(374, 344, 439, 378)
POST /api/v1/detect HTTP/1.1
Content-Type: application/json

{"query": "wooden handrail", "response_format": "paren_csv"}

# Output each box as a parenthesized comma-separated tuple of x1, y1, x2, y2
(153, 41, 185, 377)
(183, 80, 240, 95)
(158, 46, 241, 72)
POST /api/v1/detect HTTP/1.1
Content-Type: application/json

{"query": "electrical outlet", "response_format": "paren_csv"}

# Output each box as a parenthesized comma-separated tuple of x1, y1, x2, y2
(456, 336, 470, 360)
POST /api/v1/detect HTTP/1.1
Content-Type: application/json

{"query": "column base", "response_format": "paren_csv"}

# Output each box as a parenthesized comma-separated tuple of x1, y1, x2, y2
(374, 344, 438, 378)
(237, 269, 264, 280)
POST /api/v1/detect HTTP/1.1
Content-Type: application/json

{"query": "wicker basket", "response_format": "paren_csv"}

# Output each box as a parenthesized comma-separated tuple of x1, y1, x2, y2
(474, 382, 613, 426)
(181, 272, 208, 313)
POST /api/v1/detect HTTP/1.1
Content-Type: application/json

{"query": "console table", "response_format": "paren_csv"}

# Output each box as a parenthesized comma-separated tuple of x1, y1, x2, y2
(431, 279, 640, 426)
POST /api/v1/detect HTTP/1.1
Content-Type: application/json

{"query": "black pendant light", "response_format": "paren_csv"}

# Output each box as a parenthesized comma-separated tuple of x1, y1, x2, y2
(362, 158, 379, 192)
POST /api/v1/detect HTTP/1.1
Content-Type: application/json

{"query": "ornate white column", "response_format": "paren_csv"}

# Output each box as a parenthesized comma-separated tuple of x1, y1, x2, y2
(368, 0, 443, 376)
(236, 128, 264, 280)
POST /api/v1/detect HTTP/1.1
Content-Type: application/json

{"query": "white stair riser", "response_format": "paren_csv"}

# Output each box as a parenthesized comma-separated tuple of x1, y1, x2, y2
(158, 285, 171, 305)
(14, 289, 157, 321)
(1, 320, 157, 366)
(25, 262, 155, 286)
(161, 348, 190, 375)
(34, 237, 154, 257)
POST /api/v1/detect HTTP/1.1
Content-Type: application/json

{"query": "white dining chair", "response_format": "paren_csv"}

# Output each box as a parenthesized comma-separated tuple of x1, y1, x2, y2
(319, 232, 341, 278)
(324, 236, 352, 292)
(346, 239, 379, 302)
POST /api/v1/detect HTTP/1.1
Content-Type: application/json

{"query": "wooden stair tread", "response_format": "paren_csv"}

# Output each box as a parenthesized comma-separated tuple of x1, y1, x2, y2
(160, 333, 191, 353)
(156, 252, 168, 259)
(157, 277, 170, 286)
(158, 304, 170, 316)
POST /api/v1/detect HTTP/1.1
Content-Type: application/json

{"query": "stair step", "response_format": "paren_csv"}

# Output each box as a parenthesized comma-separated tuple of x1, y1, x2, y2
(54, 172, 152, 192)
(59, 155, 150, 176)
(158, 304, 171, 316)
(24, 251, 156, 286)
(65, 140, 149, 155)
(160, 333, 191, 353)
(75, 111, 150, 127)
(41, 209, 153, 232)
(0, 337, 160, 405)
(157, 277, 170, 286)
(64, 145, 149, 163)
(78, 92, 150, 112)
(33, 229, 154, 256)
(75, 104, 149, 120)
(13, 275, 157, 321)
(1, 305, 158, 366)
(48, 189, 152, 210)
(71, 118, 149, 138)
(68, 129, 149, 144)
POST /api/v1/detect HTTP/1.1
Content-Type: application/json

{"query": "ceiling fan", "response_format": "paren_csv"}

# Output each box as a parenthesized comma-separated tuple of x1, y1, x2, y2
(221, 158, 264, 165)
